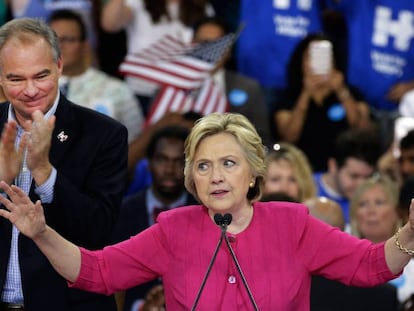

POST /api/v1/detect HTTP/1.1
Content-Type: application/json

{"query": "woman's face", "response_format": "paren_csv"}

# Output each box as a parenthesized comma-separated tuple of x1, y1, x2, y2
(192, 132, 253, 214)
(355, 184, 399, 243)
(264, 159, 300, 200)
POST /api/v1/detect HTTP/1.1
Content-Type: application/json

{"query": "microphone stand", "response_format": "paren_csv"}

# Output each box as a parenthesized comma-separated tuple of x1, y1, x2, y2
(224, 234, 259, 311)
(190, 214, 228, 311)
(191, 213, 259, 311)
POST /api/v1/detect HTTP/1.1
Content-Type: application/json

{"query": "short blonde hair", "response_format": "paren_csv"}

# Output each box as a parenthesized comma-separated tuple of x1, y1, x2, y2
(265, 142, 316, 201)
(184, 112, 266, 202)
(350, 173, 400, 238)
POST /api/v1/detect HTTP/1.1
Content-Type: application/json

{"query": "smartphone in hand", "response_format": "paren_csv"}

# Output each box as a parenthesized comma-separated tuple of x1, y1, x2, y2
(309, 40, 333, 75)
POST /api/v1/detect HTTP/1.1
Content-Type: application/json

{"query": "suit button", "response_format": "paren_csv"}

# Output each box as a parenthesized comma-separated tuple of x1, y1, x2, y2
(228, 275, 236, 284)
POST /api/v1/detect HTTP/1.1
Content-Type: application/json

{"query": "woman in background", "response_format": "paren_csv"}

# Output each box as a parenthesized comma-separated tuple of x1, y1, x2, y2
(350, 173, 414, 304)
(263, 142, 316, 202)
(274, 33, 373, 172)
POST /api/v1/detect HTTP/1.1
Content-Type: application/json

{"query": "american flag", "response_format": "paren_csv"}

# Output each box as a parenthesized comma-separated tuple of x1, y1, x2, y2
(119, 33, 236, 90)
(146, 78, 228, 126)
(119, 33, 236, 125)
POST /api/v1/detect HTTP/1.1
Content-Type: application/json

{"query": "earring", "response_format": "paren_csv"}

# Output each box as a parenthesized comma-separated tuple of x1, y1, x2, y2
(249, 181, 255, 188)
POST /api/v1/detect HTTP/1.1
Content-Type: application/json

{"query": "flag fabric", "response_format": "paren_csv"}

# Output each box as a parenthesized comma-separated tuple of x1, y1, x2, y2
(119, 33, 236, 125)
(119, 33, 236, 90)
(146, 78, 228, 126)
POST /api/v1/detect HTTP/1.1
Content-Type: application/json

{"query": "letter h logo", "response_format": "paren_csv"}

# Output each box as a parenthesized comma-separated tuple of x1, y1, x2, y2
(373, 6, 414, 51)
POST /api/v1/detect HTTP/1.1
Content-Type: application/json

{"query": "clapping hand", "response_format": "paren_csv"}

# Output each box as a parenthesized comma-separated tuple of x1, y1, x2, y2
(0, 181, 46, 240)
(26, 110, 55, 185)
(0, 121, 28, 184)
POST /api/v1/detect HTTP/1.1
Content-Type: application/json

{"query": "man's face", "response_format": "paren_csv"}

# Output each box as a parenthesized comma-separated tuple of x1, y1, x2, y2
(399, 147, 414, 179)
(49, 19, 85, 74)
(334, 158, 375, 199)
(149, 137, 186, 200)
(0, 36, 62, 124)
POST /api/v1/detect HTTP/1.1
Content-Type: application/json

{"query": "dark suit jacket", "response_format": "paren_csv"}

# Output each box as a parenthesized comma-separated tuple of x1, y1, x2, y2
(111, 188, 198, 311)
(0, 95, 128, 311)
(225, 70, 272, 147)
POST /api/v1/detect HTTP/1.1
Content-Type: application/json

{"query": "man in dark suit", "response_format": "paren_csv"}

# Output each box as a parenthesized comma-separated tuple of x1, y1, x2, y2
(0, 18, 127, 311)
(111, 125, 198, 311)
(193, 17, 272, 147)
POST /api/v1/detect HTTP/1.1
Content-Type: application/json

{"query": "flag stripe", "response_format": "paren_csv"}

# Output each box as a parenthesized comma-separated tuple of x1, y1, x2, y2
(119, 63, 208, 89)
(146, 83, 228, 126)
(119, 33, 235, 90)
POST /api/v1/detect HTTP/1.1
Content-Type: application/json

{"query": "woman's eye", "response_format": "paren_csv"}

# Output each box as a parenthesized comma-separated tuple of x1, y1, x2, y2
(198, 163, 208, 171)
(224, 159, 235, 167)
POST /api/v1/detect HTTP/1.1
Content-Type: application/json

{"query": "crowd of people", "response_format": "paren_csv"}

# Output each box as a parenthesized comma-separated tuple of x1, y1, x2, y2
(0, 1, 414, 311)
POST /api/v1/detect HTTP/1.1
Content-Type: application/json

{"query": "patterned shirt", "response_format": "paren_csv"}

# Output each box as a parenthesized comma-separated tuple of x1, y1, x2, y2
(1, 94, 59, 303)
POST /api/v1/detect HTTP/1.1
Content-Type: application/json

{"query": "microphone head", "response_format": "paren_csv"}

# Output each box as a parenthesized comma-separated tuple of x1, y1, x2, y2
(214, 213, 224, 226)
(223, 213, 232, 226)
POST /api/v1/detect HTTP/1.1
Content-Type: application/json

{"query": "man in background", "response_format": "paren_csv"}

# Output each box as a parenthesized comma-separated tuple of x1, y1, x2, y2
(49, 9, 144, 145)
(313, 128, 382, 231)
(111, 125, 198, 311)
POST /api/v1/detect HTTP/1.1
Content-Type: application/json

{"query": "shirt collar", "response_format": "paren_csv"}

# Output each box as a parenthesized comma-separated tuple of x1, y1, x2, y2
(147, 188, 188, 212)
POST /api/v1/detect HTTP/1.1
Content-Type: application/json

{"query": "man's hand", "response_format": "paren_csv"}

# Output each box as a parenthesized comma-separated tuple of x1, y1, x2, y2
(0, 121, 27, 184)
(26, 110, 55, 185)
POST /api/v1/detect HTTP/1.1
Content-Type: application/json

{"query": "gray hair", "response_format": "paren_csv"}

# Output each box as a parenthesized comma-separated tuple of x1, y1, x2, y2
(0, 18, 60, 63)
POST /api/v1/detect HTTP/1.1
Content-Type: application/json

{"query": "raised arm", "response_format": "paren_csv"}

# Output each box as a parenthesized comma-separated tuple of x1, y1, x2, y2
(384, 199, 414, 274)
(0, 181, 80, 283)
(101, 0, 134, 32)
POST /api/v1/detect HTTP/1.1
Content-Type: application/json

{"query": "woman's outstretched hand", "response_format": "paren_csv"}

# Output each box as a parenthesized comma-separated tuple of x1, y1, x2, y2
(0, 181, 46, 240)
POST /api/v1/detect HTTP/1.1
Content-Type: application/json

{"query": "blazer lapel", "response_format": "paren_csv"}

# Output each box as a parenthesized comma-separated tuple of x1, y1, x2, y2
(49, 97, 81, 166)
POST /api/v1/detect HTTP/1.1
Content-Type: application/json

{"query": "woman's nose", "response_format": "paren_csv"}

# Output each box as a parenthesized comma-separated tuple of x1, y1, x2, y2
(211, 166, 224, 184)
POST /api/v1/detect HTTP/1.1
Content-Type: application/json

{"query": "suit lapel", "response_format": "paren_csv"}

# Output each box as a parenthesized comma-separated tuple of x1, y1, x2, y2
(49, 97, 81, 166)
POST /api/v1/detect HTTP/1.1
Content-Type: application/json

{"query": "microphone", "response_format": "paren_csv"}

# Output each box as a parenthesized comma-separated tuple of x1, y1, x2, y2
(214, 213, 232, 229)
(190, 213, 229, 311)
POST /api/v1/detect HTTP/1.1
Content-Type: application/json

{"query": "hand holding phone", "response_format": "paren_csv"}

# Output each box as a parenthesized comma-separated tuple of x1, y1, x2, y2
(309, 40, 333, 75)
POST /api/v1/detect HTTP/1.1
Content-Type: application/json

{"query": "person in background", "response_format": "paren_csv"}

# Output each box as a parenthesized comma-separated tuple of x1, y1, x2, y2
(191, 16, 272, 147)
(0, 18, 128, 311)
(309, 189, 399, 311)
(349, 173, 414, 305)
(49, 9, 144, 145)
(350, 174, 401, 243)
(236, 0, 327, 117)
(138, 284, 165, 311)
(379, 128, 414, 188)
(126, 110, 201, 188)
(100, 0, 214, 116)
(111, 125, 198, 311)
(263, 142, 316, 202)
(274, 33, 373, 172)
(305, 196, 345, 230)
(9, 0, 98, 57)
(1, 112, 414, 310)
(328, 1, 414, 151)
(314, 128, 382, 230)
